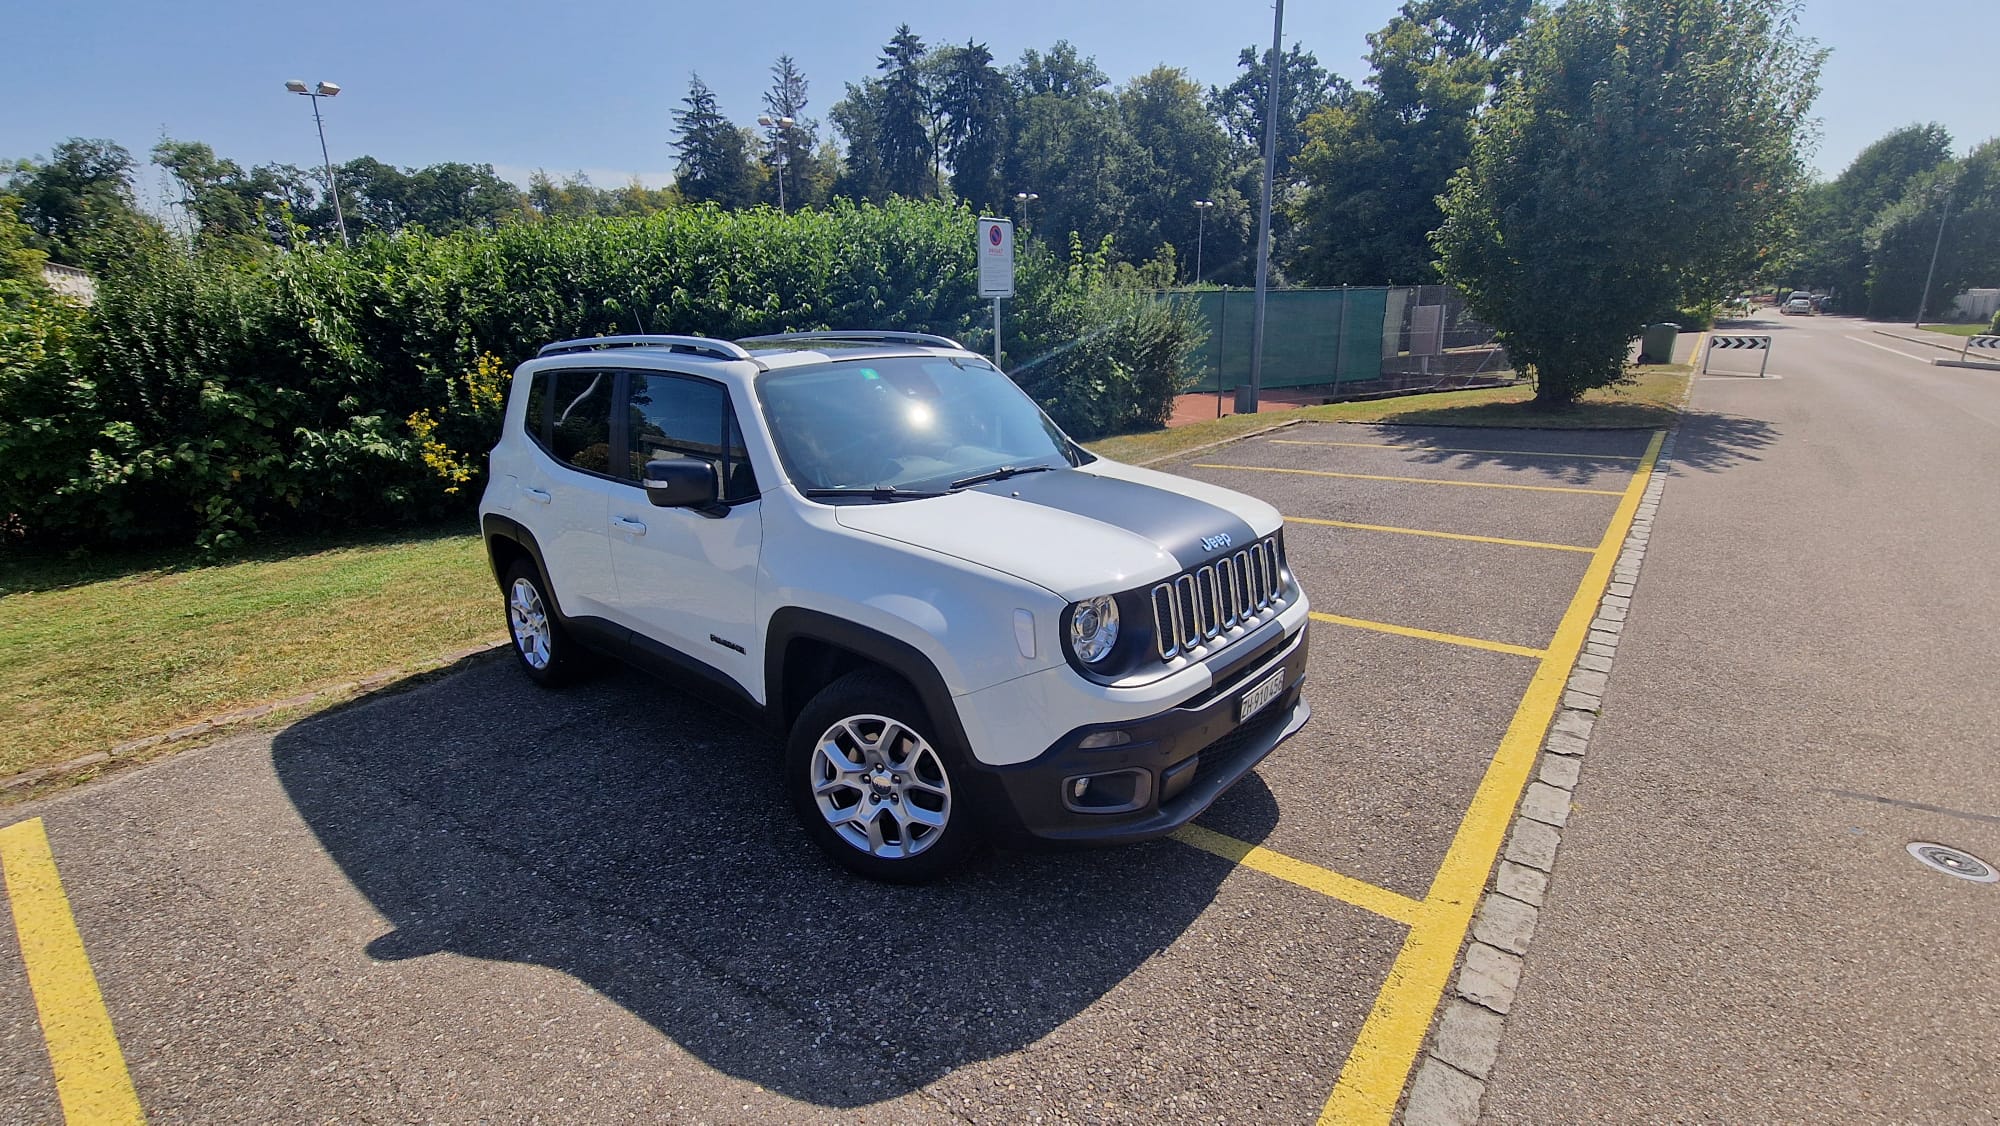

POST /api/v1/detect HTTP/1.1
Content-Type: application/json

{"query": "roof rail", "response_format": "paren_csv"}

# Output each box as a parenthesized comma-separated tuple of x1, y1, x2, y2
(536, 335, 754, 361)
(736, 330, 968, 351)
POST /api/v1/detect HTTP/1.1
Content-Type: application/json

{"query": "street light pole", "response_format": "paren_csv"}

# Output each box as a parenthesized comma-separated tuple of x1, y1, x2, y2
(1238, 0, 1284, 415)
(1014, 191, 1038, 232)
(757, 114, 796, 212)
(1192, 199, 1215, 284)
(285, 79, 348, 247)
(1915, 182, 1953, 329)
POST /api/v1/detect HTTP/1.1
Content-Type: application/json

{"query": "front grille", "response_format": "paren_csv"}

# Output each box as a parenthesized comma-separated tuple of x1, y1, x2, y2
(1150, 534, 1287, 660)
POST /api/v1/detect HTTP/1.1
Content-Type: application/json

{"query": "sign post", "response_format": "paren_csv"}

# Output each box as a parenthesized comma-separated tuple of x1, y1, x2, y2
(977, 217, 1015, 366)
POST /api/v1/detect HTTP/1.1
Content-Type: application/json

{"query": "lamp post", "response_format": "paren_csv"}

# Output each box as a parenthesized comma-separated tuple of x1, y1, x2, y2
(1014, 191, 1038, 231)
(757, 114, 797, 212)
(1915, 179, 1954, 329)
(285, 79, 348, 247)
(1239, 0, 1284, 415)
(1192, 199, 1215, 284)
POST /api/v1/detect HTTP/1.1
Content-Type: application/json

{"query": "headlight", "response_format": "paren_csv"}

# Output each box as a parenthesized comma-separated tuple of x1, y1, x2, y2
(1068, 595, 1120, 664)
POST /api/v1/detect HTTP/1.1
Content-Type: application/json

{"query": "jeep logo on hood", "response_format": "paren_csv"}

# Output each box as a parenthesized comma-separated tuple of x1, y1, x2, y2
(1200, 532, 1234, 552)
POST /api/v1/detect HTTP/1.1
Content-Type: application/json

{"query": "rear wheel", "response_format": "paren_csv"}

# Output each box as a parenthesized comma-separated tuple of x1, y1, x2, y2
(503, 559, 581, 687)
(786, 670, 979, 882)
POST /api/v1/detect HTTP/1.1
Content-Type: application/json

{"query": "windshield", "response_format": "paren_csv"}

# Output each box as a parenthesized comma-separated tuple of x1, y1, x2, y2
(757, 356, 1083, 494)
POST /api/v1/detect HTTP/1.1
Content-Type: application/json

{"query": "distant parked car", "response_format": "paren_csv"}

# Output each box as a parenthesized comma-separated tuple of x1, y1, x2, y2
(1781, 296, 1813, 316)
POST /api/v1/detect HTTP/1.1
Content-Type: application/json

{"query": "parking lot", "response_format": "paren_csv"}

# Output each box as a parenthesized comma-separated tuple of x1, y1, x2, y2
(2, 420, 1662, 1124)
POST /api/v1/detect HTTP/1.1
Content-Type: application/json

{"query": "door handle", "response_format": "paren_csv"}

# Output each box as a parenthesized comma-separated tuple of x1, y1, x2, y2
(611, 516, 648, 535)
(520, 486, 552, 504)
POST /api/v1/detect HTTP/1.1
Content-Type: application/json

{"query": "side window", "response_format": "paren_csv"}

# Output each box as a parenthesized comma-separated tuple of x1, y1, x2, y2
(522, 371, 549, 444)
(548, 371, 614, 475)
(626, 372, 761, 502)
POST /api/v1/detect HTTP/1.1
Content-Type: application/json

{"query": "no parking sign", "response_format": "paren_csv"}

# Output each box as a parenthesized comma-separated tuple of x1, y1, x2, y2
(977, 217, 1014, 298)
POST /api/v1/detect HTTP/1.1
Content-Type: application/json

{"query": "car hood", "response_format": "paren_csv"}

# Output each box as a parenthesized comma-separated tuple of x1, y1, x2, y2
(832, 460, 1283, 600)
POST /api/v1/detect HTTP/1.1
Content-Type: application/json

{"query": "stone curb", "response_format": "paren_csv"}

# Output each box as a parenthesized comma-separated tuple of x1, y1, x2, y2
(0, 640, 511, 794)
(1400, 428, 1680, 1125)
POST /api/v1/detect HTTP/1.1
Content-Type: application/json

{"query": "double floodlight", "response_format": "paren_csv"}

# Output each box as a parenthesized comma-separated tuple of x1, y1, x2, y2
(285, 79, 340, 96)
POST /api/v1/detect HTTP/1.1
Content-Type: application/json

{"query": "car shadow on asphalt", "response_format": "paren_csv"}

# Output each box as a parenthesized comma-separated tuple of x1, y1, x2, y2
(271, 656, 1279, 1107)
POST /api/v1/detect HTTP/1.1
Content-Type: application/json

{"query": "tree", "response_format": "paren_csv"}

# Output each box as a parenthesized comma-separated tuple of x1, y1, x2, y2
(1004, 42, 1135, 253)
(5, 138, 157, 268)
(1788, 124, 1951, 301)
(830, 81, 891, 202)
(1208, 43, 1351, 183)
(152, 139, 278, 255)
(933, 40, 1013, 212)
(1864, 139, 2000, 320)
(1115, 66, 1240, 275)
(1289, 0, 1531, 285)
(875, 25, 936, 198)
(1434, 0, 1823, 406)
(672, 74, 760, 208)
(760, 56, 826, 210)
(337, 158, 524, 235)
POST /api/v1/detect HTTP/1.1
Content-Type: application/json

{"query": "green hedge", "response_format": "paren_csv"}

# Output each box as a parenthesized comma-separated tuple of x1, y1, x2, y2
(0, 200, 1203, 550)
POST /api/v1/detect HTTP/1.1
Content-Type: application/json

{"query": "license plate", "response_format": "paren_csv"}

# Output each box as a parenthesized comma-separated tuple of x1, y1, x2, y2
(1238, 668, 1287, 723)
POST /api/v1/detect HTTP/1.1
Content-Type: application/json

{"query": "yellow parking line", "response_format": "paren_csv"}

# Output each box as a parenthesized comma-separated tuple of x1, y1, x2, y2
(1319, 429, 1665, 1125)
(0, 818, 145, 1125)
(1193, 463, 1624, 497)
(1286, 515, 1594, 555)
(1172, 825, 1425, 927)
(1271, 439, 1644, 462)
(1309, 612, 1545, 659)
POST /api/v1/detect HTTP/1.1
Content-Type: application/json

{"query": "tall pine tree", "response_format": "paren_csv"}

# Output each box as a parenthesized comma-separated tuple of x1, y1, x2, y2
(672, 74, 758, 209)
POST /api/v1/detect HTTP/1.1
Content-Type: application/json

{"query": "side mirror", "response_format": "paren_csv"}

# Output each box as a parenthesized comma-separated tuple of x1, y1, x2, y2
(643, 457, 719, 509)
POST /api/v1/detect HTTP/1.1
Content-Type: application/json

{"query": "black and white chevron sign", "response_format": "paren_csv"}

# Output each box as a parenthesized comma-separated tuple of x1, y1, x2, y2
(1709, 335, 1771, 350)
(1966, 335, 2000, 351)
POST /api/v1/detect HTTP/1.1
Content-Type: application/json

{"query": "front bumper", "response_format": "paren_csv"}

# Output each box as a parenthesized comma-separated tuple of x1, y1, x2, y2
(963, 623, 1310, 847)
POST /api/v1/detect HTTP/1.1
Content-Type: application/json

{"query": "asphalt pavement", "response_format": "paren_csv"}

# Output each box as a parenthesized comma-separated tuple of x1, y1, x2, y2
(1481, 313, 2000, 1123)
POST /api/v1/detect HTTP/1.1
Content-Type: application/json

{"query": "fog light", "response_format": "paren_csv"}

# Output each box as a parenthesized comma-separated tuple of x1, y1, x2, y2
(1061, 768, 1151, 814)
(1078, 730, 1131, 749)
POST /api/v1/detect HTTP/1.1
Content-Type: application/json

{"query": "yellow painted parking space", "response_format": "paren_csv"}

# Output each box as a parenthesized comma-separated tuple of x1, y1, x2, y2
(1287, 515, 1595, 554)
(1271, 438, 1645, 462)
(1319, 429, 1664, 1124)
(1309, 612, 1546, 660)
(1195, 462, 1625, 497)
(0, 817, 145, 1125)
(1171, 825, 1425, 927)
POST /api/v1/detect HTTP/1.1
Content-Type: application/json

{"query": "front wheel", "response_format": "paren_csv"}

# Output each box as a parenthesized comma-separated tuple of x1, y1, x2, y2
(786, 670, 979, 882)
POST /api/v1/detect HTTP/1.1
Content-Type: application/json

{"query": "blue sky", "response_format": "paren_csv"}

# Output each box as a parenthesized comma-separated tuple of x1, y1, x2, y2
(3, 0, 1990, 210)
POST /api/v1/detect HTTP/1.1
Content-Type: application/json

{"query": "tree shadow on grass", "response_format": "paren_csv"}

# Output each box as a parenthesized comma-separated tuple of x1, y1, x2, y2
(272, 659, 1276, 1107)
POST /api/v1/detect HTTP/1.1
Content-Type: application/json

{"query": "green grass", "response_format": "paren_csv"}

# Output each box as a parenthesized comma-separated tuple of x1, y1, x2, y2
(0, 531, 498, 779)
(1090, 365, 1690, 465)
(1919, 323, 1990, 338)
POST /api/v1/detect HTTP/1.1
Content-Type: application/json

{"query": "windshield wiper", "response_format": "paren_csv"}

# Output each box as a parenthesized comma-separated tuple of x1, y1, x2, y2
(803, 486, 941, 501)
(948, 464, 1057, 491)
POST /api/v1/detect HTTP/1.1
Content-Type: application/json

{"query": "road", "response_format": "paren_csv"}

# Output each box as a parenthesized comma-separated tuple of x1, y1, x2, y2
(1482, 313, 2000, 1123)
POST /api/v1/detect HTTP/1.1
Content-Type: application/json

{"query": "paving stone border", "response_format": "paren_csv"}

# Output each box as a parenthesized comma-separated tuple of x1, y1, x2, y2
(0, 640, 510, 794)
(1400, 428, 1679, 1125)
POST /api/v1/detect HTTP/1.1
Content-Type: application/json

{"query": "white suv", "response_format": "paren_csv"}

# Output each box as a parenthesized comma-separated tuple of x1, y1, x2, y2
(479, 332, 1312, 880)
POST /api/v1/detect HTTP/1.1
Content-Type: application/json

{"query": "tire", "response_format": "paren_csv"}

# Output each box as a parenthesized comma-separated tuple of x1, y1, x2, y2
(502, 559, 582, 687)
(786, 669, 980, 883)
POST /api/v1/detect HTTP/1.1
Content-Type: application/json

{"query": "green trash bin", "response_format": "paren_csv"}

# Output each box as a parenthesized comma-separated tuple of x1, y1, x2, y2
(1640, 322, 1680, 365)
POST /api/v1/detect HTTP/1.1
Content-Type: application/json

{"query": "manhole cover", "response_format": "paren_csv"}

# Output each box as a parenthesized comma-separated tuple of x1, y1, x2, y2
(1906, 842, 1998, 883)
